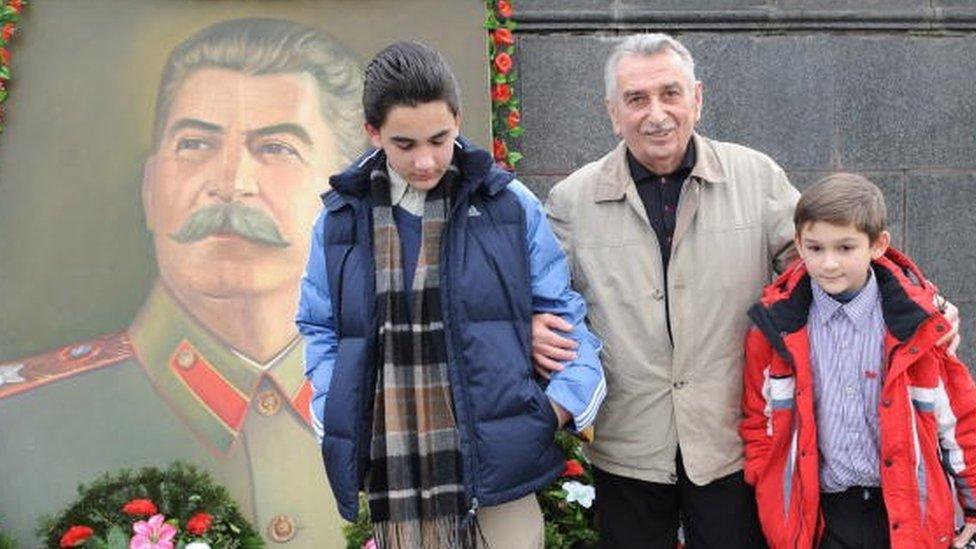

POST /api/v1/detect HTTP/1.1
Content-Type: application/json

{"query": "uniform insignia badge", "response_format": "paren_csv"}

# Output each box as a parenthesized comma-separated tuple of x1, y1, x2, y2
(0, 364, 25, 385)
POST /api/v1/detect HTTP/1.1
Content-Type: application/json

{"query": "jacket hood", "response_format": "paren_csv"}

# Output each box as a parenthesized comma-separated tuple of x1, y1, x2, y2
(749, 247, 941, 356)
(322, 136, 514, 207)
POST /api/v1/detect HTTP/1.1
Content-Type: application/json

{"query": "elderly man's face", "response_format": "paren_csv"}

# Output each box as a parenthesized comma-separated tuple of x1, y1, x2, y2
(607, 51, 702, 175)
(143, 68, 343, 300)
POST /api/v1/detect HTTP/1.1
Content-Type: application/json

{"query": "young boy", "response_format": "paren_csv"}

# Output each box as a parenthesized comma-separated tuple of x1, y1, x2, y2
(296, 42, 604, 548)
(740, 173, 976, 549)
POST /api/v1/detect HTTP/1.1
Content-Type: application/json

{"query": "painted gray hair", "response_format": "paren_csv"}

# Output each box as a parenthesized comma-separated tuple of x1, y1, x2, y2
(152, 18, 367, 164)
(604, 33, 697, 100)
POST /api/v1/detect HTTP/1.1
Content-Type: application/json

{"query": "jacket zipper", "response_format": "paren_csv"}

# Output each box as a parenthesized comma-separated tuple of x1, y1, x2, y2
(440, 192, 482, 514)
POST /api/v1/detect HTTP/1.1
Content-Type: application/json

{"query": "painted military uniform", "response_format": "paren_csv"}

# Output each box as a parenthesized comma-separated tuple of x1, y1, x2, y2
(0, 283, 344, 547)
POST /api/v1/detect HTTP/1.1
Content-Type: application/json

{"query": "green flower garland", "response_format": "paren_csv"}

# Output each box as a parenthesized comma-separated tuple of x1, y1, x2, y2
(0, 0, 24, 134)
(484, 0, 523, 170)
(37, 462, 263, 549)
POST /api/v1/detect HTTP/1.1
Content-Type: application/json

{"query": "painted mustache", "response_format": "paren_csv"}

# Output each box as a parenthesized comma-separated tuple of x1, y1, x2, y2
(169, 203, 290, 248)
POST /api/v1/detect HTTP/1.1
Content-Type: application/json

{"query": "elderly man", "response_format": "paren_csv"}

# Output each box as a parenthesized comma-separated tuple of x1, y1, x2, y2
(0, 18, 363, 547)
(533, 33, 958, 547)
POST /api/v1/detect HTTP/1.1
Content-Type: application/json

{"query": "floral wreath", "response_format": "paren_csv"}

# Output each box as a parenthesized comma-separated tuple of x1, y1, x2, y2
(37, 462, 263, 549)
(484, 0, 524, 171)
(0, 0, 23, 134)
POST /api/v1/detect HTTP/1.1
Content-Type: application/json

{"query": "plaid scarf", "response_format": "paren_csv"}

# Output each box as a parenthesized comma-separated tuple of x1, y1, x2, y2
(367, 161, 474, 549)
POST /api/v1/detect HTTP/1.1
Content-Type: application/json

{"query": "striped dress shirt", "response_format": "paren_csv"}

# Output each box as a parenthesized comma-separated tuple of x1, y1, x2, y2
(808, 270, 886, 493)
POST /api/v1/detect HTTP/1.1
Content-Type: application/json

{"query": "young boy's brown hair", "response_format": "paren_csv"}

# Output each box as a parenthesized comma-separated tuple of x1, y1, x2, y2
(793, 172, 887, 243)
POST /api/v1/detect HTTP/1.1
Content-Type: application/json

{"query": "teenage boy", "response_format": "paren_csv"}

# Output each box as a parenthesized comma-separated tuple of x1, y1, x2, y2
(741, 173, 976, 549)
(296, 41, 604, 549)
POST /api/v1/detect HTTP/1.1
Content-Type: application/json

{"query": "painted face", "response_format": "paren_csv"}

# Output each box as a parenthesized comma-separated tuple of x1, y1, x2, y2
(795, 221, 890, 295)
(143, 68, 343, 300)
(366, 101, 460, 191)
(606, 51, 702, 175)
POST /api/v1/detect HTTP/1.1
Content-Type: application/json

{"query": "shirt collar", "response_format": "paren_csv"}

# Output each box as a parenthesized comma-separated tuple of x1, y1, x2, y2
(388, 163, 427, 216)
(810, 269, 880, 331)
(626, 138, 697, 184)
(127, 282, 312, 454)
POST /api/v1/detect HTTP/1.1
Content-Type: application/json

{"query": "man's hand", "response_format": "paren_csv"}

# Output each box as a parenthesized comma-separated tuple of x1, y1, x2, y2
(532, 313, 578, 379)
(550, 399, 571, 429)
(936, 295, 962, 357)
(954, 522, 976, 548)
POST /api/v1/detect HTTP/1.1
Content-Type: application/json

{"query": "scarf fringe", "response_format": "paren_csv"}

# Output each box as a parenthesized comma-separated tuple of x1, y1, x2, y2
(372, 516, 476, 549)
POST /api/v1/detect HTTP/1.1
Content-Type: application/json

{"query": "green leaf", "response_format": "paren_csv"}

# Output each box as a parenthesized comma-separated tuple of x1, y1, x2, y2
(508, 126, 525, 138)
(507, 72, 519, 84)
(0, 90, 7, 103)
(0, 66, 9, 80)
(106, 526, 128, 549)
(506, 151, 523, 165)
(491, 72, 508, 84)
(483, 12, 500, 29)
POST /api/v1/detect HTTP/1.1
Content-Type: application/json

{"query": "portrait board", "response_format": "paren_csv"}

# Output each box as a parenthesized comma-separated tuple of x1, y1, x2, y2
(0, 1, 489, 546)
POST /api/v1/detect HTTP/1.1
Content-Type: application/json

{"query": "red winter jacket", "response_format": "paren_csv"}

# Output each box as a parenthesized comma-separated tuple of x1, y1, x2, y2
(740, 247, 976, 549)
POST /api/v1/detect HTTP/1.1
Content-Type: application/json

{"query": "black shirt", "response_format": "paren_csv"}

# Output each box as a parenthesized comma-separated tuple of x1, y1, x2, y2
(626, 139, 696, 271)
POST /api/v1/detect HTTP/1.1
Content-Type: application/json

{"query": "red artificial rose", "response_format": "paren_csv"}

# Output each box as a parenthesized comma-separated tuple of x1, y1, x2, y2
(122, 498, 158, 516)
(59, 525, 94, 548)
(7, 0, 22, 13)
(186, 512, 214, 535)
(2, 23, 14, 43)
(506, 109, 521, 130)
(497, 0, 513, 19)
(493, 52, 513, 75)
(492, 138, 508, 161)
(491, 83, 512, 104)
(492, 28, 514, 47)
(563, 459, 585, 477)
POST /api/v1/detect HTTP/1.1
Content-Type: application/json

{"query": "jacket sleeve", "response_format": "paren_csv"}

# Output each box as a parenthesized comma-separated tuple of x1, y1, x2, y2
(763, 167, 800, 274)
(295, 209, 338, 445)
(934, 345, 976, 523)
(741, 326, 775, 486)
(510, 180, 605, 431)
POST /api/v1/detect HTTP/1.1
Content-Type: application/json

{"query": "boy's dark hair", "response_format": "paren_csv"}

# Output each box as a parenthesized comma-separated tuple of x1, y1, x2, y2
(794, 172, 887, 242)
(362, 41, 461, 128)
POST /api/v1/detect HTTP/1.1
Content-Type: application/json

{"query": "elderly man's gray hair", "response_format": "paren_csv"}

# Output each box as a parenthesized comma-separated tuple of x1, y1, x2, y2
(604, 33, 697, 101)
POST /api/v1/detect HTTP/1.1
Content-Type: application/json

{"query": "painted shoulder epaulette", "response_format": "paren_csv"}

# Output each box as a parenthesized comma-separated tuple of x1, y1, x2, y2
(0, 332, 134, 399)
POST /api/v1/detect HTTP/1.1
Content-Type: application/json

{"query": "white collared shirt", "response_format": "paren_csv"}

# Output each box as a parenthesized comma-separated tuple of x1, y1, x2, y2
(388, 164, 426, 216)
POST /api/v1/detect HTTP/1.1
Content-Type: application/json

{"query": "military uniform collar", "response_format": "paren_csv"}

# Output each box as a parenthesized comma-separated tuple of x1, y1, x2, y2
(128, 282, 312, 454)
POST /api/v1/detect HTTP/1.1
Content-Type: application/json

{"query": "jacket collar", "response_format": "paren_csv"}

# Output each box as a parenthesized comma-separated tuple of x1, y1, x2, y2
(594, 133, 727, 203)
(749, 247, 941, 365)
(127, 282, 313, 455)
(324, 136, 514, 210)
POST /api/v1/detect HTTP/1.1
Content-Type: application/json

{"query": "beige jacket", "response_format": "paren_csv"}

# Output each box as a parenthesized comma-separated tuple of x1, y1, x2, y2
(546, 134, 799, 485)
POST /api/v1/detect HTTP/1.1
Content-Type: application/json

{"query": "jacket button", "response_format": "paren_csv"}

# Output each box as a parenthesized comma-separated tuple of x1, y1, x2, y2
(909, 347, 919, 354)
(936, 324, 946, 333)
(884, 458, 893, 467)
(673, 380, 686, 389)
(882, 399, 891, 407)
(267, 515, 297, 543)
(651, 289, 664, 300)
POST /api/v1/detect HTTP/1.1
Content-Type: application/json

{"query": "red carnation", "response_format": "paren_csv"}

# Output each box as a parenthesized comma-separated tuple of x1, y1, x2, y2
(122, 498, 158, 516)
(563, 459, 585, 477)
(492, 138, 508, 161)
(59, 525, 94, 548)
(2, 23, 14, 43)
(492, 29, 514, 47)
(491, 83, 512, 104)
(186, 512, 213, 535)
(497, 0, 513, 19)
(493, 52, 513, 75)
(506, 109, 521, 130)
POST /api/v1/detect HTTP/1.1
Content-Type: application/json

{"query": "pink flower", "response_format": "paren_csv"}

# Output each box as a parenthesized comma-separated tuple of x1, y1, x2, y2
(363, 538, 378, 549)
(130, 514, 178, 549)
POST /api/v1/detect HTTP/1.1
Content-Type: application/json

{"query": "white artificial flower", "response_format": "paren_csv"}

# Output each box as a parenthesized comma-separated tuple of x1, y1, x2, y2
(0, 364, 24, 385)
(186, 543, 212, 549)
(562, 480, 596, 509)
